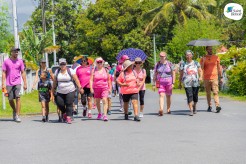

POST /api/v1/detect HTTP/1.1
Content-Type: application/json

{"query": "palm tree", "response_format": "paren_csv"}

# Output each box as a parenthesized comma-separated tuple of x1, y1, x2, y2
(144, 0, 216, 34)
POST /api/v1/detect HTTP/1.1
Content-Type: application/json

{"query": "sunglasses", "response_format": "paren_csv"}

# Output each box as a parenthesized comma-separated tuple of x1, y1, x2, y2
(81, 60, 87, 63)
(135, 62, 142, 64)
(97, 60, 103, 64)
(59, 63, 66, 66)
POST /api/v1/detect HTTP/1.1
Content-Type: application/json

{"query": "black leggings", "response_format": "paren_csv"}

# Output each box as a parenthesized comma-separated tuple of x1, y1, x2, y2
(139, 90, 145, 105)
(185, 87, 199, 104)
(56, 91, 75, 117)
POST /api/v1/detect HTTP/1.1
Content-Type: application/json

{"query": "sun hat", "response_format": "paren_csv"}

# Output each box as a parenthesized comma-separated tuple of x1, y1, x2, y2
(123, 60, 133, 71)
(159, 52, 167, 57)
(59, 58, 67, 64)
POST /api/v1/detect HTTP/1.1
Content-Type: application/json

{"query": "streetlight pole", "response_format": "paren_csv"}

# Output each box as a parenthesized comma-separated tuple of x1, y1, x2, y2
(12, 0, 21, 59)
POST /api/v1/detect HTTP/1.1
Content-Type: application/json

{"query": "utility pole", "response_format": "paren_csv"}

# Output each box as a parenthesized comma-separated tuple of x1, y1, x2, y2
(41, 0, 49, 67)
(52, 0, 56, 66)
(12, 0, 21, 59)
(153, 34, 157, 65)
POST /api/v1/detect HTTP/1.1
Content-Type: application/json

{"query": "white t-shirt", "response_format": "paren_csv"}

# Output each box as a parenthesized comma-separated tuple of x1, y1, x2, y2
(56, 68, 76, 94)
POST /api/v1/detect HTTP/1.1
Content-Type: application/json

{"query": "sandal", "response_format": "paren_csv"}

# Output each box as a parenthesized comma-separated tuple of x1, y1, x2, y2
(158, 110, 163, 116)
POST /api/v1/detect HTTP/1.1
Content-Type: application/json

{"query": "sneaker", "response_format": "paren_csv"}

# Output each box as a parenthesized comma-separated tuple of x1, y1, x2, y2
(207, 106, 212, 112)
(45, 115, 49, 122)
(189, 111, 193, 116)
(73, 110, 78, 115)
(139, 112, 143, 118)
(82, 107, 87, 117)
(66, 117, 72, 124)
(58, 116, 62, 122)
(124, 114, 129, 120)
(134, 116, 141, 122)
(158, 110, 163, 116)
(216, 106, 222, 113)
(119, 108, 123, 112)
(15, 115, 21, 123)
(193, 105, 197, 114)
(88, 113, 92, 119)
(103, 115, 108, 121)
(13, 111, 16, 121)
(63, 113, 67, 122)
(107, 110, 112, 115)
(42, 116, 46, 122)
(97, 113, 102, 120)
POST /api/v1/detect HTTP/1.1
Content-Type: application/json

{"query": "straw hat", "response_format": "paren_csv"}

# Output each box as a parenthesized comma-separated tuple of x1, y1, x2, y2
(123, 60, 133, 71)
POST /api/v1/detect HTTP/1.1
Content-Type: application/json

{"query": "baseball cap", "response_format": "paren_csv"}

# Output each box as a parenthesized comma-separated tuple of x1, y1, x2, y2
(10, 47, 20, 52)
(59, 58, 67, 64)
(40, 58, 46, 63)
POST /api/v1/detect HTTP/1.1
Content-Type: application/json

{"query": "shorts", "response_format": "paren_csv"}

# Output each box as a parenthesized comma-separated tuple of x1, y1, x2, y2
(6, 85, 21, 100)
(94, 88, 109, 99)
(39, 94, 50, 102)
(83, 87, 93, 97)
(122, 93, 138, 102)
(158, 84, 172, 95)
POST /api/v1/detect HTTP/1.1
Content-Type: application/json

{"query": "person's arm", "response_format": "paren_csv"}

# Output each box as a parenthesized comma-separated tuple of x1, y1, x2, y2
(172, 70, 176, 87)
(108, 73, 112, 93)
(198, 67, 203, 81)
(90, 70, 94, 94)
(217, 58, 223, 83)
(179, 70, 183, 89)
(139, 69, 146, 89)
(116, 72, 128, 87)
(2, 70, 6, 89)
(72, 74, 84, 94)
(49, 69, 54, 81)
(32, 70, 39, 89)
(21, 70, 27, 90)
(52, 73, 57, 94)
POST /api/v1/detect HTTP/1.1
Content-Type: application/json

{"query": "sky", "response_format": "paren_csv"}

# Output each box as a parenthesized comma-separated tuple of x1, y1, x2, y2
(5, 0, 95, 32)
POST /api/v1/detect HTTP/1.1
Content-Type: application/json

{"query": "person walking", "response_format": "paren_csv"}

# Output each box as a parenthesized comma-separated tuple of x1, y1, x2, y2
(179, 50, 203, 116)
(152, 51, 176, 116)
(200, 46, 223, 113)
(104, 62, 112, 115)
(2, 47, 27, 122)
(117, 60, 141, 121)
(133, 57, 146, 118)
(32, 58, 54, 90)
(52, 58, 83, 124)
(38, 71, 53, 122)
(76, 56, 93, 118)
(90, 57, 112, 121)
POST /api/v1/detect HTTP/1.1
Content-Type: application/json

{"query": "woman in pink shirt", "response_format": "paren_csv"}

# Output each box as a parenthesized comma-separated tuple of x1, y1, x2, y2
(133, 57, 146, 118)
(117, 60, 141, 121)
(90, 57, 112, 121)
(76, 56, 93, 118)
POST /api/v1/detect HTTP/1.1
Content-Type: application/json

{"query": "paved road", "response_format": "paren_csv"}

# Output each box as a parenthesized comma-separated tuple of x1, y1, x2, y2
(0, 90, 246, 164)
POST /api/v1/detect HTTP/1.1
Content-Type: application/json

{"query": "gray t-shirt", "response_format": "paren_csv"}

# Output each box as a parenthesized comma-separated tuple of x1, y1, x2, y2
(56, 68, 76, 94)
(180, 60, 200, 87)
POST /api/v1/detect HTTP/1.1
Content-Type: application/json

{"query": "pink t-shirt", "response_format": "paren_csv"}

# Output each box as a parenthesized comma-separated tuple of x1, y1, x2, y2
(2, 58, 25, 86)
(134, 69, 146, 90)
(117, 70, 139, 94)
(76, 65, 91, 88)
(93, 68, 109, 89)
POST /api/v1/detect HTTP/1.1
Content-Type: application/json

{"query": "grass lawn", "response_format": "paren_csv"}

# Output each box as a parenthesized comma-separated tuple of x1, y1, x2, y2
(146, 84, 246, 101)
(0, 90, 57, 118)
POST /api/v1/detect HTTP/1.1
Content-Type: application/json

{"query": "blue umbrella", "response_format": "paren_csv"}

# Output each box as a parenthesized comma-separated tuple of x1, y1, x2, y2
(116, 48, 147, 61)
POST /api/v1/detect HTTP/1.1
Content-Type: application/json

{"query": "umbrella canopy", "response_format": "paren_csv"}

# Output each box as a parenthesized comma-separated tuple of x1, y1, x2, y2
(74, 55, 94, 65)
(187, 39, 221, 46)
(116, 48, 147, 62)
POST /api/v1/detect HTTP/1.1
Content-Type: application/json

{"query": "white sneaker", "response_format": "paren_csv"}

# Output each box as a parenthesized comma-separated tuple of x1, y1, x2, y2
(15, 115, 21, 123)
(119, 108, 123, 112)
(139, 112, 144, 118)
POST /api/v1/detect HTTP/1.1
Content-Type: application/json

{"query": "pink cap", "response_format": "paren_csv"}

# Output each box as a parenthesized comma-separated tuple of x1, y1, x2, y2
(116, 65, 123, 72)
(119, 55, 129, 64)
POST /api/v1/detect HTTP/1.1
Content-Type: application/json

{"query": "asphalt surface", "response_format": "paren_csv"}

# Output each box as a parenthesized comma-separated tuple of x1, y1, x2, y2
(0, 90, 246, 164)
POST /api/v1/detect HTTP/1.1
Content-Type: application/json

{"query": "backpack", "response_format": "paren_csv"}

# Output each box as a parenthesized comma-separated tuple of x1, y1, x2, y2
(38, 68, 51, 79)
(55, 67, 76, 87)
(123, 70, 137, 81)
